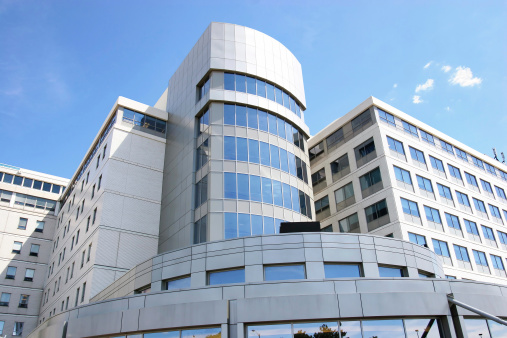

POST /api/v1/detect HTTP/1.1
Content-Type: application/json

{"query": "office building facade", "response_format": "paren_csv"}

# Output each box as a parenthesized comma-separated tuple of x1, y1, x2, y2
(0, 23, 506, 337)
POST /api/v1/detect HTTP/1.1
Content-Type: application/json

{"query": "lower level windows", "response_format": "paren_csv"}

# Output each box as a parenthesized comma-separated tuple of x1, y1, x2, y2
(338, 213, 359, 233)
(193, 216, 207, 244)
(378, 265, 406, 277)
(225, 213, 283, 239)
(365, 199, 389, 228)
(194, 175, 208, 208)
(408, 232, 427, 246)
(144, 327, 221, 338)
(324, 263, 362, 278)
(165, 276, 191, 290)
(264, 264, 305, 281)
(432, 239, 450, 258)
(208, 268, 245, 285)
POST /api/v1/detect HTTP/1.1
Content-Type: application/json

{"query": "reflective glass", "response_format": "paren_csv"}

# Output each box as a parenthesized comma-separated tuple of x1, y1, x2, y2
(266, 83, 275, 101)
(246, 76, 256, 95)
(405, 319, 442, 338)
(3, 174, 13, 183)
(237, 138, 248, 162)
(293, 322, 339, 338)
(23, 178, 33, 188)
(339, 321, 362, 338)
(224, 213, 237, 239)
(224, 136, 236, 160)
(362, 319, 405, 338)
(282, 183, 292, 209)
(248, 324, 291, 338)
(379, 266, 404, 277)
(224, 73, 235, 90)
(250, 175, 262, 202)
(288, 153, 297, 176)
(32, 180, 42, 190)
(279, 149, 289, 173)
(285, 122, 294, 143)
(260, 142, 270, 166)
(299, 190, 307, 216)
(248, 139, 260, 164)
(235, 74, 246, 92)
(263, 216, 275, 234)
(268, 114, 277, 135)
(273, 180, 283, 207)
(256, 79, 266, 97)
(275, 87, 283, 105)
(209, 268, 245, 285)
(488, 319, 507, 337)
(262, 177, 273, 203)
(238, 213, 251, 237)
(270, 145, 280, 168)
(237, 174, 249, 200)
(43, 182, 52, 192)
(224, 173, 236, 199)
(182, 328, 221, 338)
(324, 264, 361, 278)
(258, 110, 269, 132)
(291, 186, 300, 213)
(13, 176, 23, 185)
(145, 331, 180, 338)
(464, 319, 491, 338)
(282, 92, 290, 108)
(275, 218, 283, 234)
(251, 215, 263, 235)
(224, 104, 235, 125)
(166, 276, 191, 290)
(236, 105, 247, 127)
(265, 264, 305, 281)
(277, 118, 286, 138)
(247, 107, 258, 129)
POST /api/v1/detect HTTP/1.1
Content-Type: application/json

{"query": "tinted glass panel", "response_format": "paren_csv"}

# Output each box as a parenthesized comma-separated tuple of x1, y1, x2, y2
(248, 324, 291, 338)
(379, 266, 404, 277)
(324, 264, 361, 278)
(362, 319, 405, 338)
(264, 265, 305, 281)
(209, 268, 245, 285)
(166, 276, 191, 290)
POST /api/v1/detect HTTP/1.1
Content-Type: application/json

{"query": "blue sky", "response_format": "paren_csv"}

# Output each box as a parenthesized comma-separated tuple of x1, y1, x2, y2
(1, 1, 506, 179)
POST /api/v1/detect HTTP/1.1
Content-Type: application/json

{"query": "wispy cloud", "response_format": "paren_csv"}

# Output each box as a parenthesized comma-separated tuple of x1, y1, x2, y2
(441, 65, 451, 73)
(413, 95, 423, 104)
(423, 61, 432, 69)
(393, 83, 398, 88)
(415, 79, 434, 93)
(449, 66, 482, 87)
(445, 106, 451, 112)
(1, 86, 23, 96)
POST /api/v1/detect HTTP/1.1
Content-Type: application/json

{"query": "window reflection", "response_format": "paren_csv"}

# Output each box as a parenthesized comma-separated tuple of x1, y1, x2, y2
(208, 269, 245, 285)
(339, 321, 362, 338)
(144, 331, 180, 338)
(293, 322, 339, 338)
(248, 324, 292, 338)
(405, 318, 441, 338)
(362, 319, 405, 338)
(324, 264, 361, 278)
(464, 319, 491, 338)
(264, 264, 305, 281)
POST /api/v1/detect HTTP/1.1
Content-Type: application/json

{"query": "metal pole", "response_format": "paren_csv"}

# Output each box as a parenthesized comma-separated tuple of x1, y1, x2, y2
(447, 294, 507, 326)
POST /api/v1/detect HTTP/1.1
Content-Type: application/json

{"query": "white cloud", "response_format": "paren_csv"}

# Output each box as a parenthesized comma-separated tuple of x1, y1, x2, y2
(415, 79, 434, 93)
(441, 65, 451, 73)
(413, 95, 423, 104)
(449, 66, 482, 87)
(424, 61, 432, 69)
(393, 83, 398, 88)
(445, 106, 451, 111)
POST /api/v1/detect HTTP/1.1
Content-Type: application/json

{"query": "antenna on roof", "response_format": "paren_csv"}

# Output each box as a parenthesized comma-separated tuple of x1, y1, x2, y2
(502, 152, 505, 164)
(493, 148, 499, 161)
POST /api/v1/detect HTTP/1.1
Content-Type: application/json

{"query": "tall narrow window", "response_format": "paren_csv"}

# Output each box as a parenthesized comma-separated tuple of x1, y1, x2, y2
(81, 282, 86, 303)
(75, 287, 80, 307)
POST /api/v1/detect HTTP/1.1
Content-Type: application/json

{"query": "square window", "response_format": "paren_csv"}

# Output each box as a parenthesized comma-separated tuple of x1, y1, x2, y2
(6, 266, 17, 279)
(12, 241, 22, 254)
(18, 218, 28, 230)
(30, 244, 40, 257)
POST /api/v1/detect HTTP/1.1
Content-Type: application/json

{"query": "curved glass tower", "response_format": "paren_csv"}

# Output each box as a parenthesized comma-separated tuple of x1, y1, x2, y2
(155, 22, 313, 252)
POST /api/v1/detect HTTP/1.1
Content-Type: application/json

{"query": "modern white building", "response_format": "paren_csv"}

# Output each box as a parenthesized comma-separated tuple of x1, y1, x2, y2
(1, 22, 506, 338)
(308, 97, 507, 285)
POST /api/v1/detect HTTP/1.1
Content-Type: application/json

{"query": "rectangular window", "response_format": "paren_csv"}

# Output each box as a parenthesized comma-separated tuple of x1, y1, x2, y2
(439, 139, 454, 154)
(208, 268, 245, 285)
(326, 128, 344, 149)
(314, 196, 330, 215)
(91, 185, 95, 199)
(489, 204, 502, 220)
(6, 266, 17, 279)
(464, 220, 479, 236)
(311, 168, 326, 187)
(485, 163, 497, 176)
(224, 136, 236, 160)
(96, 155, 100, 168)
(445, 213, 461, 230)
(351, 109, 372, 132)
(81, 282, 86, 303)
(35, 220, 45, 233)
(338, 213, 359, 233)
(334, 182, 354, 207)
(12, 241, 22, 254)
(76, 230, 80, 244)
(193, 215, 207, 244)
(264, 264, 305, 281)
(324, 263, 362, 278)
(465, 172, 478, 187)
(13, 322, 23, 336)
(359, 167, 382, 190)
(87, 243, 92, 262)
(496, 186, 507, 200)
(75, 287, 80, 306)
(408, 232, 427, 246)
(378, 265, 406, 277)
(98, 175, 102, 190)
(330, 154, 349, 177)
(166, 275, 191, 290)
(401, 198, 420, 217)
(473, 250, 489, 267)
(481, 179, 493, 194)
(0, 293, 11, 306)
(17, 217, 28, 230)
(29, 244, 40, 257)
(481, 225, 496, 241)
(0, 320, 3, 335)
(364, 199, 388, 223)
(24, 268, 34, 282)
(309, 142, 324, 161)
(491, 254, 505, 270)
(18, 294, 29, 308)
(473, 198, 487, 213)
(498, 230, 507, 245)
(454, 245, 470, 262)
(448, 164, 462, 180)
(455, 191, 471, 207)
(429, 155, 445, 172)
(432, 239, 450, 257)
(386, 136, 405, 154)
(455, 147, 468, 162)
(377, 108, 395, 126)
(416, 175, 433, 192)
(394, 166, 412, 185)
(195, 175, 208, 207)
(409, 147, 426, 163)
(419, 129, 435, 145)
(402, 121, 418, 137)
(437, 183, 453, 201)
(472, 156, 485, 170)
(356, 138, 376, 159)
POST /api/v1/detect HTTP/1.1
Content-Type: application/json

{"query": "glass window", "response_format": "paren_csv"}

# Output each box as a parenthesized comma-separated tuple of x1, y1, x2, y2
(465, 172, 478, 187)
(359, 167, 382, 190)
(409, 147, 426, 163)
(314, 196, 330, 215)
(416, 175, 433, 192)
(248, 324, 291, 338)
(481, 179, 494, 194)
(272, 181, 283, 207)
(194, 175, 208, 208)
(429, 156, 445, 172)
(237, 174, 249, 201)
(339, 213, 359, 233)
(489, 204, 502, 219)
(482, 225, 495, 241)
(237, 137, 248, 162)
(377, 108, 395, 126)
(193, 215, 206, 244)
(6, 266, 17, 279)
(351, 109, 372, 131)
(464, 220, 479, 236)
(224, 72, 235, 90)
(364, 199, 388, 223)
(432, 239, 450, 257)
(251, 214, 263, 235)
(279, 149, 289, 173)
(256, 79, 266, 97)
(196, 139, 209, 170)
(326, 128, 344, 149)
(495, 186, 507, 200)
(464, 319, 491, 338)
(334, 182, 354, 204)
(246, 76, 256, 95)
(13, 176, 23, 185)
(471, 156, 485, 170)
(455, 191, 470, 207)
(208, 268, 245, 285)
(454, 245, 470, 262)
(309, 142, 324, 161)
(250, 175, 262, 202)
(394, 166, 412, 184)
(420, 130, 435, 145)
(356, 139, 376, 158)
(445, 213, 461, 230)
(402, 121, 418, 137)
(405, 318, 442, 338)
(473, 250, 489, 266)
(3, 173, 14, 183)
(264, 264, 305, 281)
(437, 183, 453, 200)
(224, 213, 237, 239)
(24, 268, 34, 282)
(331, 154, 349, 175)
(18, 294, 29, 308)
(12, 241, 22, 254)
(260, 177, 272, 204)
(166, 276, 191, 290)
(455, 147, 468, 161)
(387, 136, 405, 154)
(224, 136, 236, 160)
(311, 168, 326, 187)
(235, 74, 246, 92)
(247, 107, 258, 129)
(473, 198, 487, 213)
(324, 263, 361, 278)
(439, 139, 454, 154)
(485, 162, 497, 176)
(13, 322, 24, 336)
(447, 164, 462, 180)
(270, 145, 280, 168)
(282, 183, 292, 209)
(224, 173, 237, 199)
(378, 266, 405, 277)
(408, 232, 426, 246)
(268, 114, 277, 135)
(491, 254, 505, 270)
(498, 230, 507, 244)
(266, 82, 275, 101)
(224, 104, 235, 125)
(260, 141, 270, 166)
(0, 292, 11, 306)
(18, 218, 27, 230)
(0, 320, 3, 335)
(401, 198, 420, 217)
(247, 139, 259, 164)
(236, 105, 247, 127)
